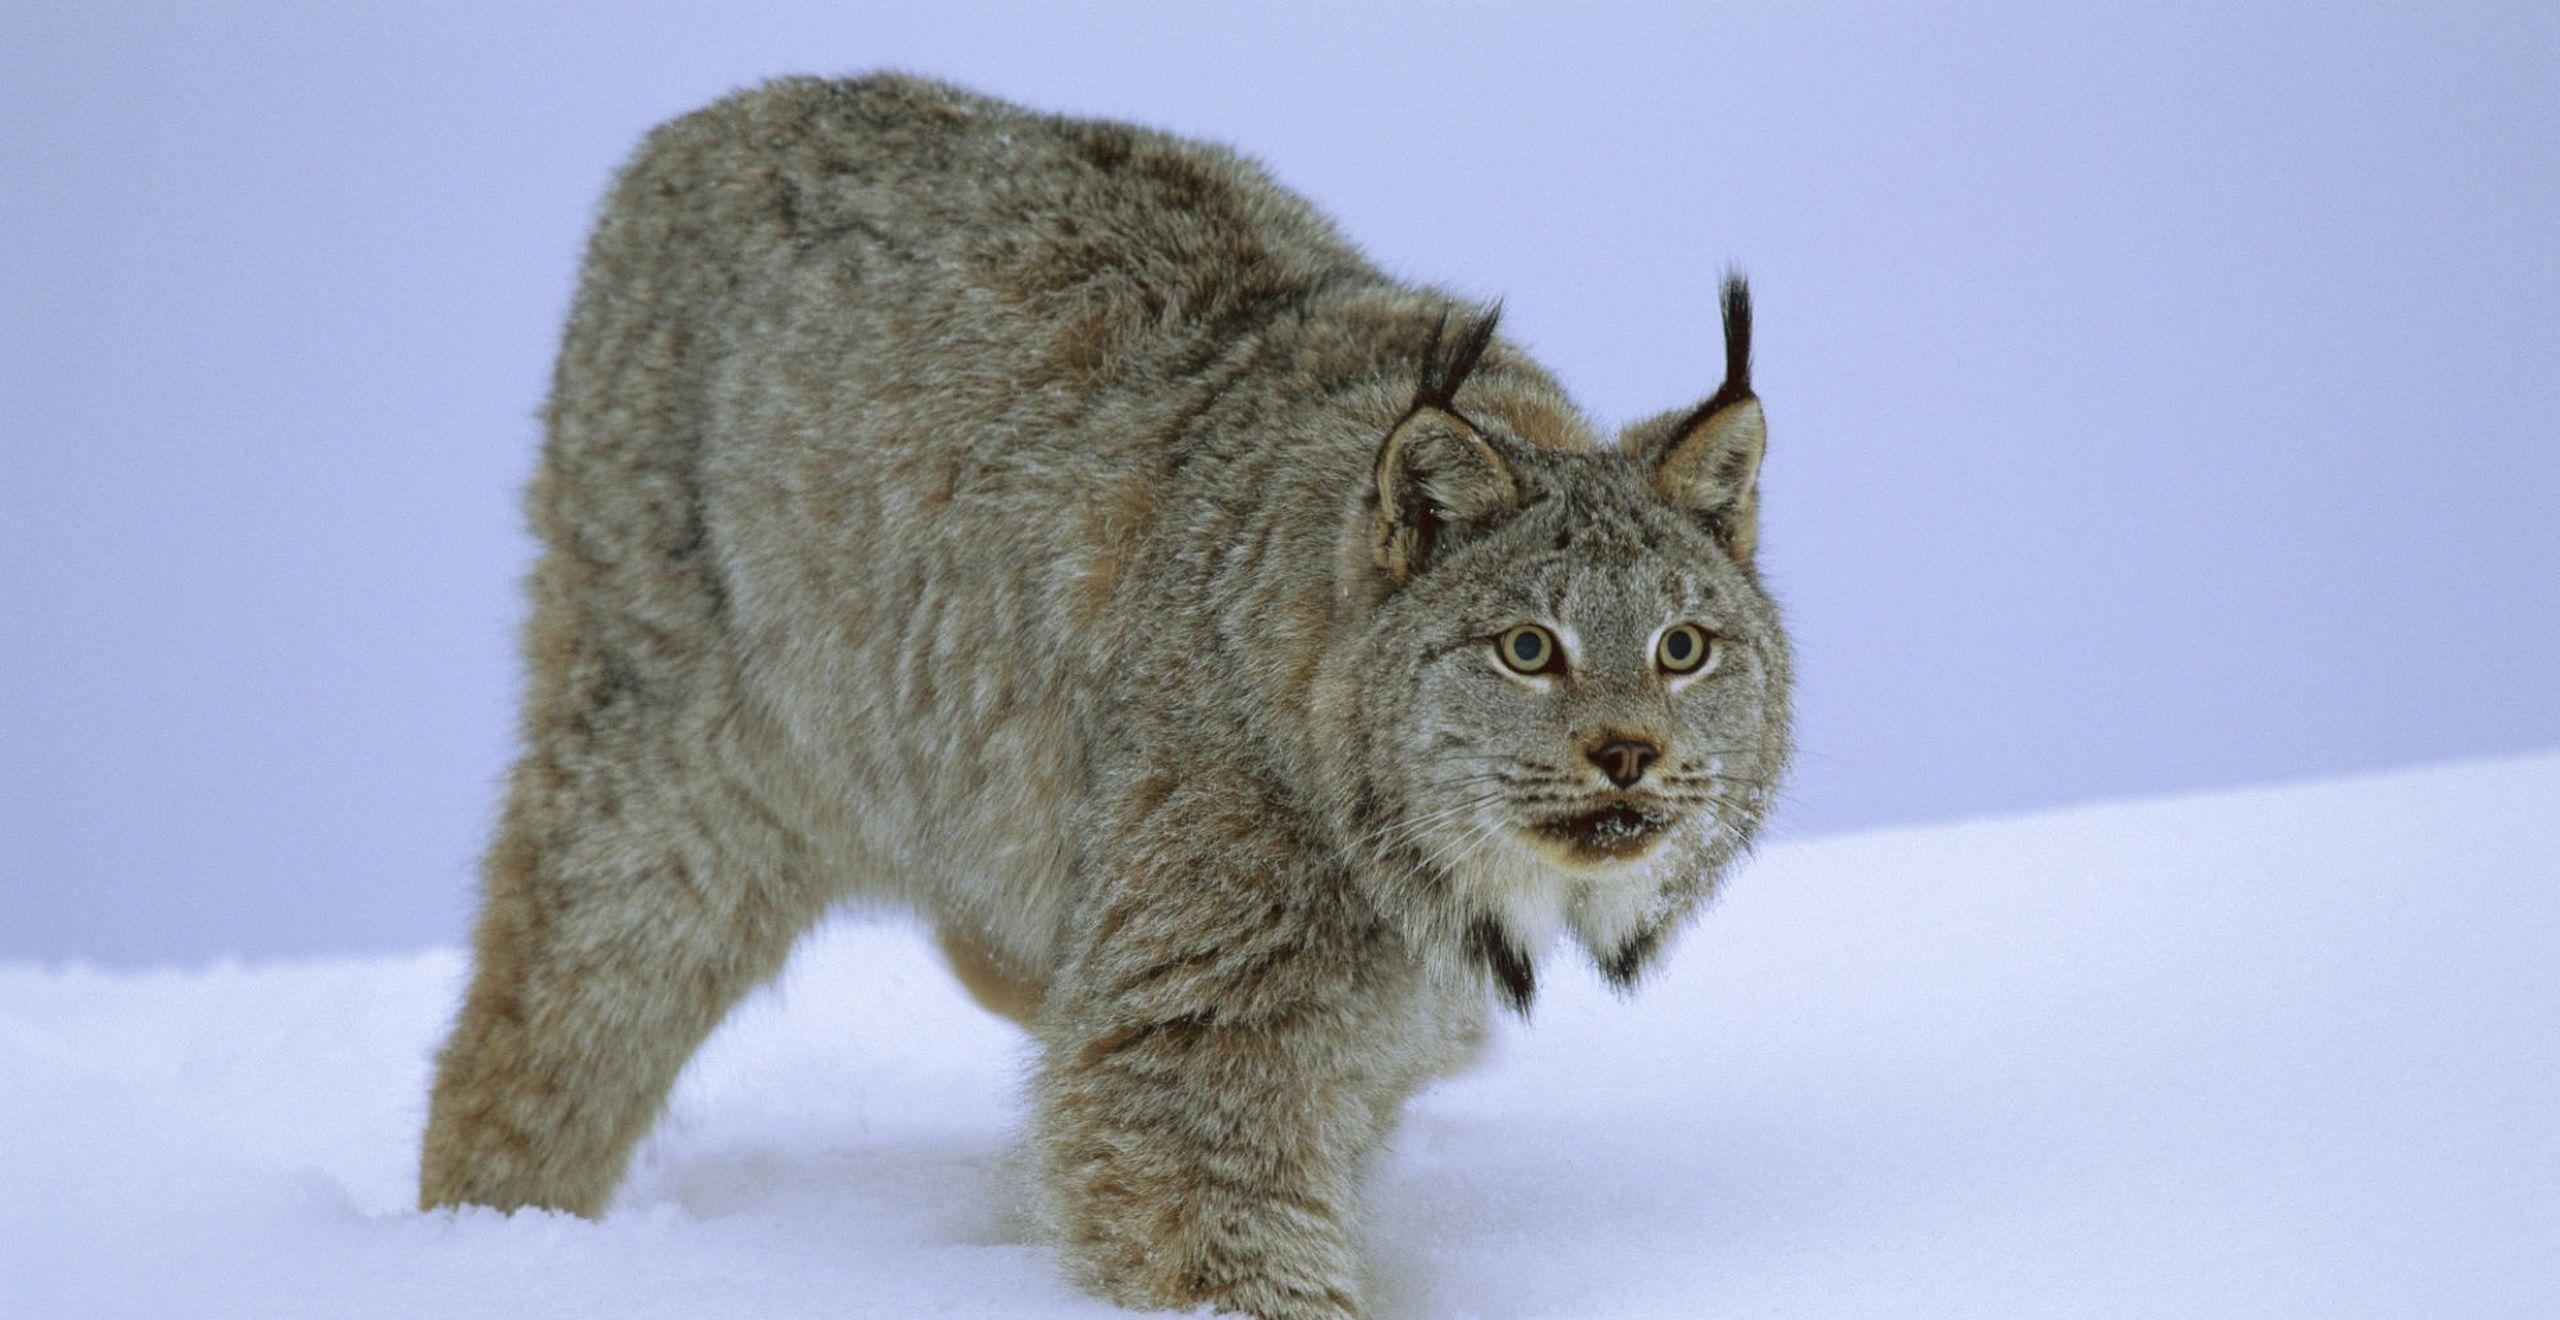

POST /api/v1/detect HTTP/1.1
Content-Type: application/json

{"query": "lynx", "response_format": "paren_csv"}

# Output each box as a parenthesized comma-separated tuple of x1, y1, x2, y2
(420, 74, 1794, 1318)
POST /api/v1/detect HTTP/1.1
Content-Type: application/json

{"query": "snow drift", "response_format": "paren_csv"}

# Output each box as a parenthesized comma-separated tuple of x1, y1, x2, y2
(5, 753, 2553, 1318)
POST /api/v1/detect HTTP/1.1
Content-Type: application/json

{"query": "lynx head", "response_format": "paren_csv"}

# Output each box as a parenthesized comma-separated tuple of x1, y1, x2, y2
(1337, 276, 1792, 1013)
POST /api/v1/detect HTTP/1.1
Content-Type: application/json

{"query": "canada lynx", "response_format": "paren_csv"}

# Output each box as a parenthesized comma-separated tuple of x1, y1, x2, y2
(420, 74, 1793, 1317)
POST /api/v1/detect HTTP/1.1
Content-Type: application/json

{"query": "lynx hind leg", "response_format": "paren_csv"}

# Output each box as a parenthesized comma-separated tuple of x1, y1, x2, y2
(419, 748, 829, 1217)
(421, 552, 830, 1216)
(417, 95, 849, 1215)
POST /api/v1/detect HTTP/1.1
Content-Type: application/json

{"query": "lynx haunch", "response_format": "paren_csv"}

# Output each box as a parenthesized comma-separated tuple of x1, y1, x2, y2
(420, 74, 1794, 1319)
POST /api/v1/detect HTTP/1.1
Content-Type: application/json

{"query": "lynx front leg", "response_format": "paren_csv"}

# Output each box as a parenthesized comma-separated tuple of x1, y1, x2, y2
(1033, 780, 1458, 1319)
(419, 796, 825, 1217)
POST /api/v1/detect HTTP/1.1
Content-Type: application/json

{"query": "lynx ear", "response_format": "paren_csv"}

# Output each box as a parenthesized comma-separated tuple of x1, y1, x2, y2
(1375, 407, 1518, 579)
(1374, 307, 1520, 580)
(1651, 275, 1765, 559)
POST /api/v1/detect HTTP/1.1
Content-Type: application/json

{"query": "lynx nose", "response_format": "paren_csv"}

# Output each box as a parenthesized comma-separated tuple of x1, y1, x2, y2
(1587, 737, 1661, 789)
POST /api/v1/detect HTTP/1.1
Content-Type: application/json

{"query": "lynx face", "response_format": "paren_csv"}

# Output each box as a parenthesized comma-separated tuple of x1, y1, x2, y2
(1356, 448, 1789, 995)
(1342, 282, 1789, 1001)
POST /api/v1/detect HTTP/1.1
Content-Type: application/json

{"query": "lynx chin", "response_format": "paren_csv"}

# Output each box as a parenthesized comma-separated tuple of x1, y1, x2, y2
(421, 73, 1794, 1319)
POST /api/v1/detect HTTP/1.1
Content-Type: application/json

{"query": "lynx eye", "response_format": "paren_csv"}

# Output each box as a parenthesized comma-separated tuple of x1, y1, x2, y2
(1656, 623, 1712, 674)
(1495, 624, 1560, 675)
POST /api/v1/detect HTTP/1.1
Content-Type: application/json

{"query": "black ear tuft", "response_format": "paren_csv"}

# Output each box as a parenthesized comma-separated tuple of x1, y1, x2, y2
(1718, 273, 1752, 400)
(1649, 272, 1767, 555)
(1667, 273, 1753, 440)
(1412, 302, 1504, 427)
(1372, 303, 1521, 581)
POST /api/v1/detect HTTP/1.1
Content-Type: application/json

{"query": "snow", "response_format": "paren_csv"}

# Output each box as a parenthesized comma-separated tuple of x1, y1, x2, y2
(5, 753, 2554, 1318)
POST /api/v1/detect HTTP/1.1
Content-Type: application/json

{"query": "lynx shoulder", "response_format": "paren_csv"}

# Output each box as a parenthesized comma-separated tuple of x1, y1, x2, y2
(421, 73, 1793, 1319)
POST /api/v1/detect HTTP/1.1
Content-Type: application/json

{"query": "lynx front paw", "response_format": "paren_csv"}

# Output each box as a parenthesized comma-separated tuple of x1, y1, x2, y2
(1040, 1013, 1373, 1319)
(1060, 1210, 1362, 1320)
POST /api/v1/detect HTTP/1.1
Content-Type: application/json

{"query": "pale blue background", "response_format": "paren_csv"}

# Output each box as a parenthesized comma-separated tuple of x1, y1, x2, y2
(5, 2, 2554, 964)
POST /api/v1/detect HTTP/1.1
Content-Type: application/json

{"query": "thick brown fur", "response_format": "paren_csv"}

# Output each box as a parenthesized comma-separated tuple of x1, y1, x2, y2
(420, 74, 1793, 1318)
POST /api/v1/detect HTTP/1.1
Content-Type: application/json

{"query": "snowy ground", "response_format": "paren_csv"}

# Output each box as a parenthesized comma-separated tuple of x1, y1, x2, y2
(5, 754, 2553, 1319)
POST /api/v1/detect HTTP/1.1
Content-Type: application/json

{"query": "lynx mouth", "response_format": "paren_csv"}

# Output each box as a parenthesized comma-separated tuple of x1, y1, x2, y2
(1531, 801, 1672, 863)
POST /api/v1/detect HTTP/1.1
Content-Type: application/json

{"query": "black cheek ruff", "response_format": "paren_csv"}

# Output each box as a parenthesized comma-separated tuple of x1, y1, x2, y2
(1469, 916, 1537, 1017)
(1599, 925, 1666, 995)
